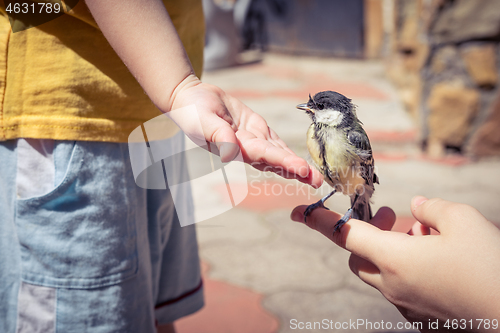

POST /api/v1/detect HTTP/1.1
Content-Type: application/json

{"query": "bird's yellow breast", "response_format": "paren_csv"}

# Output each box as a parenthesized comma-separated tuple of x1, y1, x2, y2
(306, 124, 365, 196)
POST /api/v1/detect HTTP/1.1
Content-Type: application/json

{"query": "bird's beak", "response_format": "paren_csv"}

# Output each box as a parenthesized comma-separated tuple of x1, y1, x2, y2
(296, 103, 313, 113)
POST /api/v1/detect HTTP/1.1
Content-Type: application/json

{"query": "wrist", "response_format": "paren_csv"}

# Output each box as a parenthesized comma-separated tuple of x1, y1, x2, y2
(162, 72, 201, 112)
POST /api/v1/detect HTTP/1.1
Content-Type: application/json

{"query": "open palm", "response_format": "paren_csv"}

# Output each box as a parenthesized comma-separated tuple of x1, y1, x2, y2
(170, 75, 323, 188)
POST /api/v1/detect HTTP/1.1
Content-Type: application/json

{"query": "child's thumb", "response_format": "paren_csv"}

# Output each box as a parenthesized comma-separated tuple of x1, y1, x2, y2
(211, 124, 240, 162)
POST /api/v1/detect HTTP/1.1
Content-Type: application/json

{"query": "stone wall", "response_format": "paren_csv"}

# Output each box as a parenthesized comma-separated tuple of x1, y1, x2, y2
(386, 0, 500, 158)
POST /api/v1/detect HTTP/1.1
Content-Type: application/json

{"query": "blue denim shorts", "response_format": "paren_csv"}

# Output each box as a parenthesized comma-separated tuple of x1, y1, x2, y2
(0, 136, 203, 333)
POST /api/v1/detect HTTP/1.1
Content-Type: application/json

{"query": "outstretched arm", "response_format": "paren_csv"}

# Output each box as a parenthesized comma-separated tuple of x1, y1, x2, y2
(85, 0, 322, 187)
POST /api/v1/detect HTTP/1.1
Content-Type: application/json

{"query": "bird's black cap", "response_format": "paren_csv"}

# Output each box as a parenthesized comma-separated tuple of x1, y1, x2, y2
(308, 91, 353, 114)
(297, 91, 358, 128)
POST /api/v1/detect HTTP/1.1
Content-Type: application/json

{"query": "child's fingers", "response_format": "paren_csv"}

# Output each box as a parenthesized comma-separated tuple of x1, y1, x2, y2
(237, 132, 311, 178)
(208, 120, 240, 162)
(306, 167, 324, 189)
(268, 128, 295, 155)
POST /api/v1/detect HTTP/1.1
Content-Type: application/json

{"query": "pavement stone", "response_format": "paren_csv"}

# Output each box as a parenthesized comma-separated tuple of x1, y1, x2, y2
(199, 209, 346, 294)
(263, 289, 419, 333)
(176, 262, 279, 333)
(196, 208, 272, 246)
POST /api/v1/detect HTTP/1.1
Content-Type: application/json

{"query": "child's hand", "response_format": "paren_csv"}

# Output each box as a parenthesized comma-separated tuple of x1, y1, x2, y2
(291, 197, 500, 333)
(85, 0, 321, 188)
(169, 74, 323, 188)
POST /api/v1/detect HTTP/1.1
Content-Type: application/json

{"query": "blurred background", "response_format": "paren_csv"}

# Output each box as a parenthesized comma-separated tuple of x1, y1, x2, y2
(176, 0, 500, 332)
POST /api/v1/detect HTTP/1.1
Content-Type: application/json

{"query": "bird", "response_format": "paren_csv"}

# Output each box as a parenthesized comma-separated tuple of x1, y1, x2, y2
(297, 91, 378, 234)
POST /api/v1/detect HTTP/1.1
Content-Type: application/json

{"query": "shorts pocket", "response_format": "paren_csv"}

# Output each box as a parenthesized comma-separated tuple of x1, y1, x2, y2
(15, 142, 138, 289)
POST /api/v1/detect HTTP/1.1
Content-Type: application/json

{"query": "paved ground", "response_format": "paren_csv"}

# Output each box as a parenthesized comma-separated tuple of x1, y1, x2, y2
(175, 54, 500, 333)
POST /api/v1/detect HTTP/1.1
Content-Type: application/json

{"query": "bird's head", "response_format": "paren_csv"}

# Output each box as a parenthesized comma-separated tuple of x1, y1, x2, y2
(297, 91, 358, 128)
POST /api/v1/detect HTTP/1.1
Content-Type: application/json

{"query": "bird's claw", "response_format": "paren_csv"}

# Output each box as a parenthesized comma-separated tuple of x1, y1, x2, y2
(304, 200, 330, 224)
(333, 208, 353, 234)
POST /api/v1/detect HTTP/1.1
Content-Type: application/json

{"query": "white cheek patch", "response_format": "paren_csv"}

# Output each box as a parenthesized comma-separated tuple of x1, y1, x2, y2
(315, 109, 343, 126)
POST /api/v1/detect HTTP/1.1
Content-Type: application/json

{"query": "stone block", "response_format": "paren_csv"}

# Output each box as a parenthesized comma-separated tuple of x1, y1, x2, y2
(396, 0, 420, 53)
(431, 0, 500, 44)
(401, 42, 429, 73)
(461, 44, 498, 89)
(467, 91, 500, 157)
(431, 45, 459, 74)
(427, 82, 480, 147)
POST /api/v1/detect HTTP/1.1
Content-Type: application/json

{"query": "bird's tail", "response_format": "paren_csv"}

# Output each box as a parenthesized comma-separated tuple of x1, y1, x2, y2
(351, 190, 373, 222)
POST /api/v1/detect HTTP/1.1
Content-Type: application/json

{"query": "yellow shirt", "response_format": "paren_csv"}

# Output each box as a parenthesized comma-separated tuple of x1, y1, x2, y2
(0, 0, 204, 142)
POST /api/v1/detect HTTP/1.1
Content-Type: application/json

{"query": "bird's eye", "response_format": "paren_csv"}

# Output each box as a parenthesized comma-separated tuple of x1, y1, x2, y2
(317, 103, 324, 110)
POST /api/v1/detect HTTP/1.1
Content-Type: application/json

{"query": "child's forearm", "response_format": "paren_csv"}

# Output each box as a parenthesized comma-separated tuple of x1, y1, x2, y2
(85, 0, 196, 112)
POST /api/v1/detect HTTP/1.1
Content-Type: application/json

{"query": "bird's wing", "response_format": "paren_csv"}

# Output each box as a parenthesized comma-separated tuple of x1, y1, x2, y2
(347, 126, 372, 152)
(347, 126, 379, 185)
